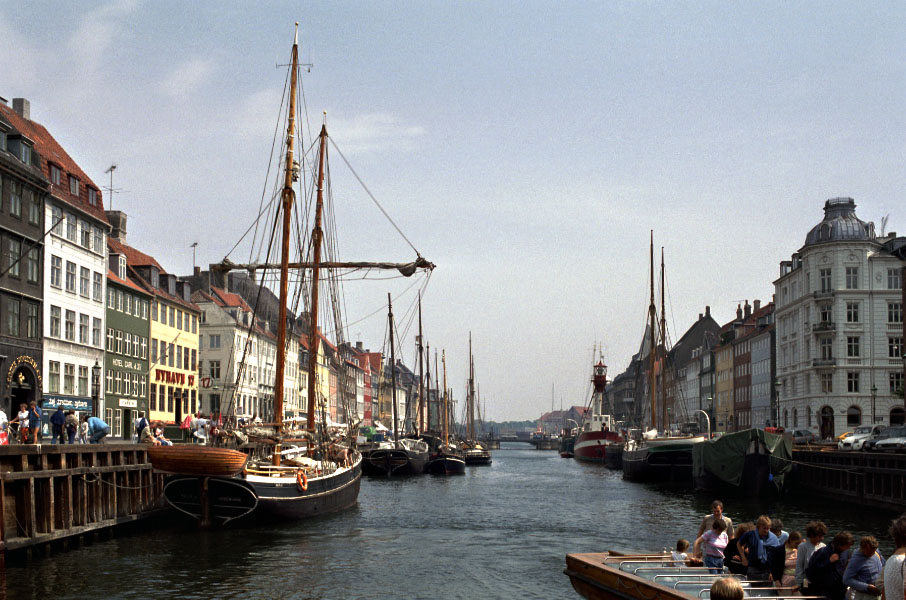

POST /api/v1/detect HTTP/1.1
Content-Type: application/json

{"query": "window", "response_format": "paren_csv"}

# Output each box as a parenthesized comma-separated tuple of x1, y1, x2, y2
(124, 332, 132, 356)
(64, 363, 75, 394)
(210, 360, 221, 379)
(80, 220, 90, 249)
(6, 298, 18, 336)
(6, 238, 20, 277)
(65, 261, 76, 292)
(108, 288, 115, 309)
(50, 164, 61, 185)
(890, 302, 903, 324)
(124, 294, 131, 314)
(192, 315, 197, 333)
(821, 372, 833, 393)
(69, 175, 79, 196)
(64, 310, 75, 341)
(66, 212, 77, 241)
(209, 334, 221, 349)
(51, 205, 63, 235)
(115, 330, 122, 354)
(176, 346, 182, 370)
(151, 301, 158, 321)
(27, 189, 39, 225)
(79, 314, 89, 344)
(117, 290, 123, 311)
(168, 343, 174, 367)
(26, 303, 38, 338)
(890, 268, 903, 291)
(177, 310, 183, 330)
(169, 307, 175, 327)
(26, 248, 39, 283)
(107, 328, 115, 351)
(846, 302, 859, 323)
(190, 349, 196, 371)
(50, 306, 61, 337)
(847, 336, 860, 358)
(92, 317, 101, 347)
(847, 372, 860, 393)
(151, 338, 157, 362)
(88, 187, 98, 206)
(79, 266, 90, 297)
(78, 366, 89, 397)
(141, 337, 147, 359)
(847, 405, 862, 427)
(150, 384, 157, 411)
(49, 361, 60, 393)
(93, 272, 102, 301)
(118, 256, 126, 280)
(114, 371, 122, 395)
(142, 301, 148, 319)
(819, 268, 832, 292)
(19, 143, 31, 164)
(167, 387, 174, 412)
(845, 267, 859, 290)
(9, 180, 21, 218)
(891, 372, 904, 395)
(92, 226, 103, 253)
(891, 337, 904, 359)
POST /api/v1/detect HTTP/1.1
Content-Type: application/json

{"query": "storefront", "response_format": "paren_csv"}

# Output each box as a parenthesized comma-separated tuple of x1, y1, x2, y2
(1, 352, 43, 423)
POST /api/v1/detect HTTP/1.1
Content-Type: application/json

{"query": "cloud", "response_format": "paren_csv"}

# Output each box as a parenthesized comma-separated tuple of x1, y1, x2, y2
(66, 0, 140, 75)
(329, 113, 426, 155)
(162, 58, 216, 99)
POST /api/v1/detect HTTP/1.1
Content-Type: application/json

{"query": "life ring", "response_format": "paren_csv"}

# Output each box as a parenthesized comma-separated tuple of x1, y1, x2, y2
(296, 469, 308, 492)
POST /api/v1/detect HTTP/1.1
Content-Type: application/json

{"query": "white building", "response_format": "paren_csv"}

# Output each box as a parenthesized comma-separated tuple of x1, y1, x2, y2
(774, 198, 905, 438)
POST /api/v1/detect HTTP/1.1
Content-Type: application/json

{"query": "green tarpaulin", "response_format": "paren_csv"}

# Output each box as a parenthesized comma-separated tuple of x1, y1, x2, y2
(692, 428, 792, 491)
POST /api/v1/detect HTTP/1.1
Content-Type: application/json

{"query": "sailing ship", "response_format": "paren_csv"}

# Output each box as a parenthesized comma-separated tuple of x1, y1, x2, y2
(573, 356, 623, 463)
(461, 335, 492, 466)
(360, 294, 429, 476)
(425, 350, 466, 474)
(622, 234, 705, 482)
(149, 24, 434, 523)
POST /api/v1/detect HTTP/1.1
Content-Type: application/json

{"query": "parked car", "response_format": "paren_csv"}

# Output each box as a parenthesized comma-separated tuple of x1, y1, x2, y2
(836, 431, 853, 442)
(839, 425, 886, 451)
(863, 429, 896, 452)
(873, 426, 906, 452)
(791, 429, 818, 444)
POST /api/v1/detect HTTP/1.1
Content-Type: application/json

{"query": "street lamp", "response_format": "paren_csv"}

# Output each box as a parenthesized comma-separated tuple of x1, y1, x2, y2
(773, 379, 781, 428)
(91, 360, 101, 417)
(871, 384, 878, 424)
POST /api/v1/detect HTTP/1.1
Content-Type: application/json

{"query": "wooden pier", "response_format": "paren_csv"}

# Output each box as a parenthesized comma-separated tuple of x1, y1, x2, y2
(0, 444, 165, 553)
(792, 449, 906, 511)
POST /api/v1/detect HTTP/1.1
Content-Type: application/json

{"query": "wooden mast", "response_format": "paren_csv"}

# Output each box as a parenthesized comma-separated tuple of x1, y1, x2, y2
(417, 293, 425, 433)
(272, 24, 300, 467)
(442, 350, 448, 447)
(660, 247, 667, 432)
(468, 333, 475, 441)
(648, 231, 657, 433)
(306, 125, 329, 433)
(434, 349, 440, 436)
(388, 293, 398, 443)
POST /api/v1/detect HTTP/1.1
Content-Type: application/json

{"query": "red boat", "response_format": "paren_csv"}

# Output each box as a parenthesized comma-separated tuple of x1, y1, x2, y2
(147, 445, 248, 477)
(573, 358, 623, 463)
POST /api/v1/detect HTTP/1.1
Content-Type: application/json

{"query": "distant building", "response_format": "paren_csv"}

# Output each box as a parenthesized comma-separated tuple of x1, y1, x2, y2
(666, 306, 720, 424)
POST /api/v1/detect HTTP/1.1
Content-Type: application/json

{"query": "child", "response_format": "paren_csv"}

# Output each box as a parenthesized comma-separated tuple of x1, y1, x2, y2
(711, 577, 744, 600)
(695, 517, 729, 573)
(672, 539, 690, 566)
(779, 531, 802, 589)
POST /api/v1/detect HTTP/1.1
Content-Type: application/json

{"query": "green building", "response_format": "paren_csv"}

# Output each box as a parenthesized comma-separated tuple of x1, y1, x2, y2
(104, 253, 151, 440)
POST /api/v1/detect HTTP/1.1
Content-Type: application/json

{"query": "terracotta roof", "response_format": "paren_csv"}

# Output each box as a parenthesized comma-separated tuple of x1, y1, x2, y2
(106, 237, 198, 312)
(0, 103, 109, 225)
(108, 238, 164, 272)
(107, 269, 151, 296)
(210, 287, 253, 313)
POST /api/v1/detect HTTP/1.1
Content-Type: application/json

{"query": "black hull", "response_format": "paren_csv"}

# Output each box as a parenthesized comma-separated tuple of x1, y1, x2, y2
(559, 436, 575, 458)
(622, 447, 693, 482)
(694, 453, 776, 497)
(426, 455, 466, 475)
(361, 448, 428, 476)
(603, 445, 622, 469)
(464, 452, 492, 466)
(621, 447, 651, 481)
(251, 462, 362, 521)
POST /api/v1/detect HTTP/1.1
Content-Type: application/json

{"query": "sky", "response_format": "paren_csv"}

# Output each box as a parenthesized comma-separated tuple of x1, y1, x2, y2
(1, 1, 904, 421)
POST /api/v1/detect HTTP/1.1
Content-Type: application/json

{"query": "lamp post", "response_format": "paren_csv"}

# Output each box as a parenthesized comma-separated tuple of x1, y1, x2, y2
(773, 379, 781, 429)
(871, 384, 878, 424)
(91, 360, 101, 418)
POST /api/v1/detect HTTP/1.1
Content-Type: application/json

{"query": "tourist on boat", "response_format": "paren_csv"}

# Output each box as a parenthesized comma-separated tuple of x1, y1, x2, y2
(65, 410, 79, 444)
(84, 415, 110, 444)
(710, 577, 745, 600)
(726, 522, 755, 575)
(739, 515, 782, 585)
(695, 517, 729, 574)
(878, 514, 906, 600)
(772, 518, 790, 546)
(805, 531, 854, 600)
(842, 536, 885, 600)
(778, 531, 802, 588)
(795, 520, 828, 595)
(697, 500, 734, 538)
(672, 539, 690, 566)
(51, 406, 66, 444)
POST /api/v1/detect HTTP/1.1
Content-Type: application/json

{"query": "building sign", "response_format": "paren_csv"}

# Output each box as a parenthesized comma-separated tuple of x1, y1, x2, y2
(111, 357, 144, 372)
(7, 355, 42, 387)
(119, 399, 138, 408)
(200, 377, 212, 389)
(42, 393, 92, 412)
(155, 369, 195, 387)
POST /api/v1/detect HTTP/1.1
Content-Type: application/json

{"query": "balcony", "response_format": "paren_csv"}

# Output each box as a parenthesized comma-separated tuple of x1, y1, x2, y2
(812, 321, 835, 333)
(813, 289, 835, 299)
(812, 358, 836, 367)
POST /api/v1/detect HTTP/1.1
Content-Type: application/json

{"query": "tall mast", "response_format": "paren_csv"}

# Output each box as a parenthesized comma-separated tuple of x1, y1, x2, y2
(468, 333, 475, 441)
(648, 231, 657, 432)
(434, 349, 440, 435)
(306, 118, 329, 433)
(425, 342, 431, 431)
(417, 294, 425, 433)
(660, 247, 667, 431)
(272, 24, 300, 467)
(442, 350, 448, 446)
(388, 293, 398, 442)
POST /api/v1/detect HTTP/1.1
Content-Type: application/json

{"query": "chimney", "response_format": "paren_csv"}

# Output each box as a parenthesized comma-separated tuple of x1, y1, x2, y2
(356, 341, 364, 352)
(105, 211, 127, 243)
(705, 305, 711, 317)
(12, 98, 30, 120)
(736, 304, 743, 320)
(699, 313, 703, 320)
(744, 300, 752, 319)
(754, 299, 761, 312)
(194, 266, 201, 277)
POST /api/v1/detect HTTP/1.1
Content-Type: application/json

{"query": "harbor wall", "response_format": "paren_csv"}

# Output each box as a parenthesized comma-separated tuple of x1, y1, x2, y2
(792, 449, 906, 511)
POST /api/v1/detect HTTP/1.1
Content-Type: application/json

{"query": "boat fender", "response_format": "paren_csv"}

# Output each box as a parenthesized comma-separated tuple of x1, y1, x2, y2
(296, 469, 308, 492)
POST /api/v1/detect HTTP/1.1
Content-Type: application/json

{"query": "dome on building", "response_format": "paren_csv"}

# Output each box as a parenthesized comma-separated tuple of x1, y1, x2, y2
(804, 197, 875, 247)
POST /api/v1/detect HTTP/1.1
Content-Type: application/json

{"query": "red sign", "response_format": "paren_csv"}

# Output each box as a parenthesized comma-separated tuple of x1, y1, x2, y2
(155, 369, 196, 387)
(201, 377, 212, 389)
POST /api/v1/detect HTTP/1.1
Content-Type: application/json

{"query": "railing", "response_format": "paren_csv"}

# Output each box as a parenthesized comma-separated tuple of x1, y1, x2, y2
(813, 290, 835, 298)
(813, 358, 836, 367)
(812, 321, 835, 332)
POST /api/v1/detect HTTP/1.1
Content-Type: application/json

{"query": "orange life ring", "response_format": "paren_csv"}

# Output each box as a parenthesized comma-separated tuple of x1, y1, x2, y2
(296, 469, 308, 492)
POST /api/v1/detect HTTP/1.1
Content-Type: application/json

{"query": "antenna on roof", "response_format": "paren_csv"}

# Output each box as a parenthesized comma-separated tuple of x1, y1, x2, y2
(881, 214, 889, 236)
(190, 242, 198, 269)
(104, 164, 121, 210)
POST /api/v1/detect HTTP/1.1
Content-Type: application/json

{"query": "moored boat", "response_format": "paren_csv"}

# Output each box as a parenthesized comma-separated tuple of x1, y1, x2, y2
(147, 445, 248, 477)
(574, 358, 623, 463)
(692, 428, 792, 496)
(361, 438, 429, 476)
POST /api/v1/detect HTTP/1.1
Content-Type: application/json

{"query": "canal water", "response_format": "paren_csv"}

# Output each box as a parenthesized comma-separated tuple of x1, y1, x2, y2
(4, 443, 899, 599)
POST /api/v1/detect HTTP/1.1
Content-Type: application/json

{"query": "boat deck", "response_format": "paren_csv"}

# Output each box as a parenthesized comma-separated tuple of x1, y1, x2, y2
(565, 552, 822, 600)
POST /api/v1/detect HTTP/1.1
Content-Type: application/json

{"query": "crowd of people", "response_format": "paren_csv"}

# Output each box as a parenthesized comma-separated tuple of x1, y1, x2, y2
(0, 402, 117, 445)
(674, 500, 906, 600)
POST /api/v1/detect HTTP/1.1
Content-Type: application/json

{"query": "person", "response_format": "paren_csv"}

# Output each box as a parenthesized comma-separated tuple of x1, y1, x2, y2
(739, 515, 782, 585)
(134, 411, 149, 443)
(65, 410, 79, 444)
(778, 531, 802, 589)
(154, 422, 173, 446)
(78, 416, 90, 444)
(772, 518, 790, 546)
(878, 514, 906, 600)
(85, 414, 110, 444)
(672, 539, 690, 566)
(726, 522, 756, 575)
(0, 404, 8, 445)
(695, 518, 729, 574)
(27, 401, 41, 443)
(11, 403, 29, 444)
(140, 422, 160, 445)
(843, 536, 885, 600)
(698, 500, 734, 538)
(806, 531, 854, 600)
(795, 520, 828, 595)
(194, 414, 208, 444)
(50, 406, 66, 444)
(710, 576, 745, 600)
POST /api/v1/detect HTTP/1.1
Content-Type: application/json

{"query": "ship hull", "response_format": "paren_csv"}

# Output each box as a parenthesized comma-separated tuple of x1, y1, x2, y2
(426, 455, 466, 475)
(361, 447, 428, 476)
(574, 431, 623, 463)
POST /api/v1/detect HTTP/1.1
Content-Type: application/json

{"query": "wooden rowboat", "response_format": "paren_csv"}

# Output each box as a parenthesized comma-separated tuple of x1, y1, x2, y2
(147, 445, 248, 477)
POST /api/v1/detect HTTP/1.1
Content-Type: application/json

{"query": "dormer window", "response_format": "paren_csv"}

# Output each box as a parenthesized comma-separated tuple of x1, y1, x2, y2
(69, 175, 79, 196)
(88, 188, 98, 206)
(50, 164, 61, 185)
(118, 255, 126, 280)
(20, 142, 31, 165)
(0, 128, 7, 152)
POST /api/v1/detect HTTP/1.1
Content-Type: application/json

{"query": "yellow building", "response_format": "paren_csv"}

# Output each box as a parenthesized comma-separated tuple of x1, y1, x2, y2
(714, 343, 734, 431)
